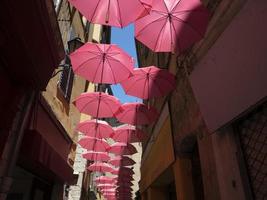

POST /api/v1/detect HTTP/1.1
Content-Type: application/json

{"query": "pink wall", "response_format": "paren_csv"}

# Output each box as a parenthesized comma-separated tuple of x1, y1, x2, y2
(190, 0, 267, 132)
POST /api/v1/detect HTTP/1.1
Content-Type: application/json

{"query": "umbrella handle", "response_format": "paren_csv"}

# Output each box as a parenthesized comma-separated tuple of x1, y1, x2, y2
(105, 0, 111, 23)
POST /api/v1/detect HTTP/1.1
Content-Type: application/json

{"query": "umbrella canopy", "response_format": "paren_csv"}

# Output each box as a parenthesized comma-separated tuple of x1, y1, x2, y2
(135, 0, 209, 54)
(140, 0, 153, 10)
(95, 176, 117, 184)
(70, 42, 134, 84)
(68, 0, 148, 28)
(87, 162, 115, 173)
(112, 167, 134, 176)
(117, 175, 134, 182)
(108, 142, 137, 155)
(112, 124, 145, 143)
(76, 119, 114, 139)
(74, 92, 121, 118)
(109, 156, 136, 167)
(115, 103, 158, 125)
(117, 181, 134, 186)
(97, 185, 116, 190)
(78, 137, 110, 152)
(82, 151, 110, 161)
(121, 66, 176, 99)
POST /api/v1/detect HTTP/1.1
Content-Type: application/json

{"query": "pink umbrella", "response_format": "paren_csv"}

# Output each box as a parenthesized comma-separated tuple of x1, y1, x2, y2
(76, 119, 113, 139)
(140, 0, 152, 10)
(117, 186, 133, 191)
(117, 175, 134, 182)
(78, 137, 110, 152)
(87, 162, 115, 173)
(74, 92, 121, 118)
(109, 156, 136, 167)
(82, 151, 110, 161)
(117, 181, 134, 186)
(70, 42, 134, 84)
(135, 0, 209, 54)
(115, 103, 158, 125)
(95, 176, 117, 184)
(97, 185, 116, 190)
(121, 66, 176, 99)
(68, 0, 147, 28)
(112, 124, 145, 143)
(108, 143, 137, 155)
(112, 167, 134, 176)
(101, 188, 117, 193)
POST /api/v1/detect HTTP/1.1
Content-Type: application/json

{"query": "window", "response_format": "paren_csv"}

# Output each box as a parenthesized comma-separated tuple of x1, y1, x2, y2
(58, 56, 74, 103)
(58, 26, 76, 102)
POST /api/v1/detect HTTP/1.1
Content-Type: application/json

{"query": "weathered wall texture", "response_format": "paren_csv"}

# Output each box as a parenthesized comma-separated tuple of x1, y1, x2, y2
(136, 0, 252, 199)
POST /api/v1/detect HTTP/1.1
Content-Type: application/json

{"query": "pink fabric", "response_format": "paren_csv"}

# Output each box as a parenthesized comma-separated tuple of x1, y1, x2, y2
(108, 142, 137, 155)
(112, 124, 145, 143)
(109, 156, 136, 167)
(135, 0, 209, 54)
(94, 176, 117, 184)
(74, 92, 121, 118)
(115, 102, 159, 125)
(78, 137, 110, 152)
(68, 0, 148, 28)
(70, 42, 134, 84)
(76, 119, 114, 139)
(112, 167, 134, 176)
(140, 0, 153, 10)
(82, 151, 110, 161)
(87, 162, 115, 173)
(117, 175, 134, 182)
(116, 181, 134, 186)
(121, 66, 176, 99)
(97, 185, 116, 190)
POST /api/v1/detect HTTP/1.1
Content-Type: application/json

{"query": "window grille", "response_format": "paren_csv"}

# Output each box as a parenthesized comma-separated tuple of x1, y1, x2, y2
(59, 57, 74, 103)
(236, 103, 267, 199)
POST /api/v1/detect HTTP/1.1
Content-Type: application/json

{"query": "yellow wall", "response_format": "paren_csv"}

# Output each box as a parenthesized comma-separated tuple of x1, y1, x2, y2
(140, 117, 175, 192)
(42, 0, 101, 165)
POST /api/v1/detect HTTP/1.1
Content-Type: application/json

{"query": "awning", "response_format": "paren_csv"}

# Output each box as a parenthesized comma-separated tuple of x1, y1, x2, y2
(19, 130, 77, 184)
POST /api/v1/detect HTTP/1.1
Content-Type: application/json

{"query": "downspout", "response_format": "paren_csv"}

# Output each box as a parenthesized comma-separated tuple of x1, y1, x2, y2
(0, 89, 37, 200)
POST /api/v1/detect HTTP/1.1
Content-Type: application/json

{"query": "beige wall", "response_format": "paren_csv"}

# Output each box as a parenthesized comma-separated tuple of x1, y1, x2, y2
(42, 0, 101, 165)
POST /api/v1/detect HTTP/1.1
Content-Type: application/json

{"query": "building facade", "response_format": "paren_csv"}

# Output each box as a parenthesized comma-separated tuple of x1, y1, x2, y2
(0, 0, 110, 199)
(136, 0, 267, 199)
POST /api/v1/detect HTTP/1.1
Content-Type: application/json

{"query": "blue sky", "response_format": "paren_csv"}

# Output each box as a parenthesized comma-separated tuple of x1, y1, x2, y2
(111, 24, 141, 103)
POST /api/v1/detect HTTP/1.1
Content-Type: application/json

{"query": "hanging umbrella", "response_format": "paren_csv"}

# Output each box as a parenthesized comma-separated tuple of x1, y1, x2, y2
(76, 119, 114, 139)
(117, 186, 133, 191)
(70, 42, 134, 84)
(117, 175, 134, 182)
(112, 124, 145, 143)
(115, 103, 158, 125)
(78, 137, 110, 152)
(95, 176, 117, 184)
(121, 66, 176, 99)
(74, 92, 121, 118)
(68, 0, 148, 28)
(140, 0, 152, 10)
(135, 0, 209, 54)
(109, 156, 136, 167)
(112, 167, 134, 176)
(117, 181, 134, 187)
(88, 162, 115, 173)
(82, 151, 110, 161)
(108, 142, 137, 155)
(97, 185, 116, 190)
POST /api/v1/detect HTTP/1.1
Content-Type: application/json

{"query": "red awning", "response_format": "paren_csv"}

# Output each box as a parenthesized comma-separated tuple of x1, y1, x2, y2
(19, 130, 76, 184)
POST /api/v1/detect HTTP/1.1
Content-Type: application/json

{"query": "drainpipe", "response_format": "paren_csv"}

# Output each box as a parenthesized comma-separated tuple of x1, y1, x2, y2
(0, 89, 37, 200)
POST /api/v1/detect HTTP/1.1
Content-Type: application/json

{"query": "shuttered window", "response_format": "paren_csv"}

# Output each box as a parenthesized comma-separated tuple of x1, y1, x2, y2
(59, 56, 74, 102)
